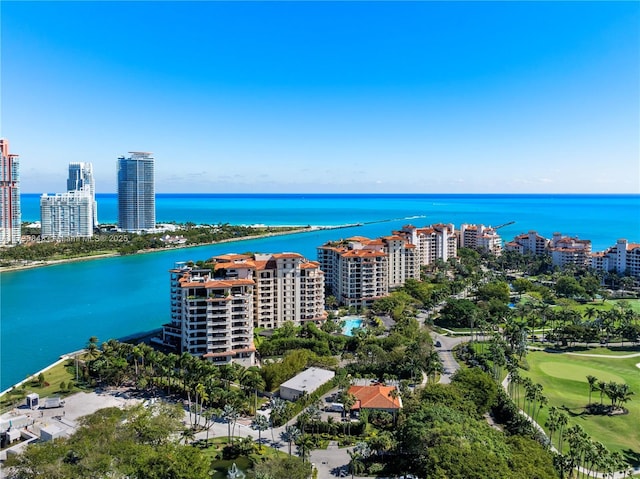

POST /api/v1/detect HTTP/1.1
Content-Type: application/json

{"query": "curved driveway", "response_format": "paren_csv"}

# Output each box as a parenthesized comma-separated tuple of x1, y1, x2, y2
(430, 332, 471, 384)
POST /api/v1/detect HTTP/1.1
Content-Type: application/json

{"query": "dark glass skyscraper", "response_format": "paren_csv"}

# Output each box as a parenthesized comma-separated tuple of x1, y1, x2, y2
(117, 152, 155, 232)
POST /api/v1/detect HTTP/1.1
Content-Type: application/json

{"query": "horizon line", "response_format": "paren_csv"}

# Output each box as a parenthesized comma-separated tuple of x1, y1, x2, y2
(19, 191, 640, 196)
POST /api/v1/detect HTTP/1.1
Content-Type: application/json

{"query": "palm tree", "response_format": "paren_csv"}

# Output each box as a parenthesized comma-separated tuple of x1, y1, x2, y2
(557, 411, 569, 452)
(163, 352, 178, 393)
(297, 410, 311, 435)
(296, 433, 315, 463)
(597, 380, 607, 405)
(241, 367, 265, 416)
(222, 403, 239, 445)
(565, 424, 588, 475)
(341, 393, 357, 435)
(368, 431, 394, 459)
(388, 388, 400, 424)
(203, 407, 220, 443)
(86, 336, 100, 360)
(251, 414, 269, 448)
(617, 383, 634, 410)
(545, 406, 559, 448)
(348, 443, 370, 479)
(281, 425, 301, 456)
(586, 375, 598, 406)
(180, 426, 196, 445)
(307, 402, 322, 436)
(193, 382, 208, 429)
(269, 397, 287, 428)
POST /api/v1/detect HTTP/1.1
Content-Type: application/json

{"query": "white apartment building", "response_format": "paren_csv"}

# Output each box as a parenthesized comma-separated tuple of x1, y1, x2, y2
(40, 191, 94, 239)
(68, 162, 98, 227)
(161, 252, 326, 365)
(396, 223, 457, 266)
(162, 262, 256, 366)
(318, 235, 417, 308)
(591, 239, 640, 278)
(381, 235, 419, 288)
(213, 253, 326, 329)
(459, 224, 503, 255)
(548, 233, 592, 268)
(505, 231, 549, 255)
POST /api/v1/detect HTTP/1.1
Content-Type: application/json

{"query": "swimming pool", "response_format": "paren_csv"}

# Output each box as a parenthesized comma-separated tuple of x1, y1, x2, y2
(341, 316, 364, 336)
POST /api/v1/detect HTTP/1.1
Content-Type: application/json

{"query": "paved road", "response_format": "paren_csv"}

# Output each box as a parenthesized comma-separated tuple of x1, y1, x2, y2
(429, 332, 477, 384)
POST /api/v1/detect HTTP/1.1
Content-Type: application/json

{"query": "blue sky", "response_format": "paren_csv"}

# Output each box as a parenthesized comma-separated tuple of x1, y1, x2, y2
(2, 1, 638, 194)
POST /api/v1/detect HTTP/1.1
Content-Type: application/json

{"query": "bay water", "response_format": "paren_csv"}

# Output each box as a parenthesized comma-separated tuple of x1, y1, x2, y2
(2, 194, 639, 390)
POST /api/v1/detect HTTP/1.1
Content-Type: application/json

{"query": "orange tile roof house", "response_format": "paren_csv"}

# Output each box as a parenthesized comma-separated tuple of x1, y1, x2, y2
(348, 385, 402, 412)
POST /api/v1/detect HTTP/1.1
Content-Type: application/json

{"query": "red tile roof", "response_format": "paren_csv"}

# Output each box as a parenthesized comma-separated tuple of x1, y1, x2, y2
(348, 385, 402, 410)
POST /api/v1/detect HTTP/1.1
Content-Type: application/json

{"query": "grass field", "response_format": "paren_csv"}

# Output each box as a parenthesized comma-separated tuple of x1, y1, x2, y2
(521, 351, 640, 466)
(567, 299, 640, 315)
(0, 359, 89, 412)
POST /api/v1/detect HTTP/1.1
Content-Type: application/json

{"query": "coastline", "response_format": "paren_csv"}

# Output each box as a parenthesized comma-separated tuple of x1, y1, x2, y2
(0, 225, 326, 274)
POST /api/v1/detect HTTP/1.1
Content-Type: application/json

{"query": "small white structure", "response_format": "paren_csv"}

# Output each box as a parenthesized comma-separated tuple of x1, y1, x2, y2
(42, 397, 64, 409)
(0, 415, 29, 431)
(26, 393, 39, 409)
(279, 367, 335, 401)
(6, 429, 20, 443)
(40, 424, 65, 442)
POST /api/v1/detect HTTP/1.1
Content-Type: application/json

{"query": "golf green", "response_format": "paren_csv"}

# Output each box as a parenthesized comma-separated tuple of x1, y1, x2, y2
(522, 350, 640, 464)
(538, 362, 624, 384)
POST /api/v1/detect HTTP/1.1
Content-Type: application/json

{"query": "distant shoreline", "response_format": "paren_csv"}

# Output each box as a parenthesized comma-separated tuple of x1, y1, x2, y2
(0, 223, 364, 274)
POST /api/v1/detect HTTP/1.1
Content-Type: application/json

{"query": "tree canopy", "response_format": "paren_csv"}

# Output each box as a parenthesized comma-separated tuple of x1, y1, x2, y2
(5, 403, 210, 479)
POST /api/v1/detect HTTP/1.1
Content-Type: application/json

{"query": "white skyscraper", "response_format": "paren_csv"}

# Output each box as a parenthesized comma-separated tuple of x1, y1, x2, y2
(40, 162, 96, 239)
(67, 162, 98, 227)
(41, 191, 94, 239)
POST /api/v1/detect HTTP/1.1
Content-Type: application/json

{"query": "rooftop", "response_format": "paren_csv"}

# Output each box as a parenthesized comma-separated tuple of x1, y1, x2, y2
(349, 384, 402, 410)
(279, 367, 335, 394)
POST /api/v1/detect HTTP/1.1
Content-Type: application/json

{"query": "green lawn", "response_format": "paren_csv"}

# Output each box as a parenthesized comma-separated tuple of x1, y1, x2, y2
(521, 351, 640, 466)
(0, 359, 86, 412)
(565, 299, 640, 315)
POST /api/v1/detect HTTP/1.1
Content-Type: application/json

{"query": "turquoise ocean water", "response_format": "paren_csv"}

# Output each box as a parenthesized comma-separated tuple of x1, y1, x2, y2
(2, 194, 639, 390)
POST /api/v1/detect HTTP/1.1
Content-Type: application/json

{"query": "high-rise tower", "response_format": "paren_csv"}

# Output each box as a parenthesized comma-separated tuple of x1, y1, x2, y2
(0, 139, 21, 245)
(117, 152, 155, 232)
(68, 162, 98, 227)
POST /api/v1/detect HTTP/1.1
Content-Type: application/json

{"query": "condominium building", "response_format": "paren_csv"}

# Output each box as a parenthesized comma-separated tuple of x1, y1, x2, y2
(161, 252, 326, 365)
(591, 239, 640, 278)
(212, 253, 326, 329)
(381, 235, 419, 288)
(395, 223, 457, 266)
(162, 262, 256, 366)
(318, 235, 419, 308)
(40, 162, 97, 239)
(40, 191, 94, 238)
(117, 152, 155, 232)
(0, 139, 20, 245)
(67, 162, 98, 227)
(548, 233, 592, 268)
(459, 224, 503, 255)
(505, 231, 549, 255)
